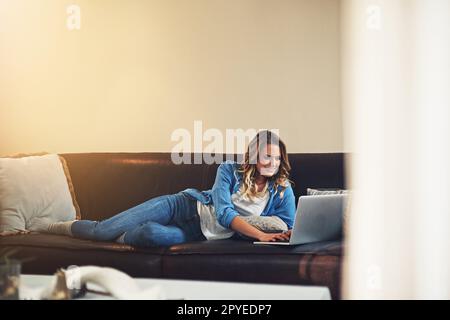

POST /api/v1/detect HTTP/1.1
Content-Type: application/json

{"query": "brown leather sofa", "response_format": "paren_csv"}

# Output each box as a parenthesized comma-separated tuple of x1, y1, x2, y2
(0, 152, 346, 299)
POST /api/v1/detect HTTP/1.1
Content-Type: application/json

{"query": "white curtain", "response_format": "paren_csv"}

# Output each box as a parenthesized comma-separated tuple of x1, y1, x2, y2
(342, 0, 450, 299)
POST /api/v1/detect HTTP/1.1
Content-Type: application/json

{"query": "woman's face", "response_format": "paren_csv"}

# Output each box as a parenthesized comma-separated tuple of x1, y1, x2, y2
(256, 144, 281, 177)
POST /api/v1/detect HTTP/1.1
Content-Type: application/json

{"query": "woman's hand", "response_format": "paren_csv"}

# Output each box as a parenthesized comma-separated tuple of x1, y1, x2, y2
(258, 230, 291, 242)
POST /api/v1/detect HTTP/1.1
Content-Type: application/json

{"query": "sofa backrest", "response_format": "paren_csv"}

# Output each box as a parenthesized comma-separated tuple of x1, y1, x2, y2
(60, 153, 346, 221)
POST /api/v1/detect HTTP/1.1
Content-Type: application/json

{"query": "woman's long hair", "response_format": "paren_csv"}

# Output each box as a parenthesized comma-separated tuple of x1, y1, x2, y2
(237, 130, 293, 200)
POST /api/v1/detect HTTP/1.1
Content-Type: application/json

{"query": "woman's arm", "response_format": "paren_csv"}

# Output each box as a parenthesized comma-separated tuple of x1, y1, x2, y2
(210, 162, 240, 228)
(270, 185, 296, 229)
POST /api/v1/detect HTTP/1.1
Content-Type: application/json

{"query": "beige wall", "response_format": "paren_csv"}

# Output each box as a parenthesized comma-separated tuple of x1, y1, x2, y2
(0, 0, 342, 155)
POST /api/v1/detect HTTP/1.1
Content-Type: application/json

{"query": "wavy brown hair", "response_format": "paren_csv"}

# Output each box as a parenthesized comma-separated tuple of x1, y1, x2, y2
(237, 130, 293, 200)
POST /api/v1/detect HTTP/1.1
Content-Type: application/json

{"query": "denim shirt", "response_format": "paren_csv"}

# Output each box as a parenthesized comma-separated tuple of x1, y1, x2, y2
(181, 160, 296, 229)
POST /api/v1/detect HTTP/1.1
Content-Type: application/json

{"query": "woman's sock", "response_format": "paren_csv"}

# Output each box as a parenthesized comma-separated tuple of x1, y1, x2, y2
(30, 219, 75, 236)
(47, 221, 75, 236)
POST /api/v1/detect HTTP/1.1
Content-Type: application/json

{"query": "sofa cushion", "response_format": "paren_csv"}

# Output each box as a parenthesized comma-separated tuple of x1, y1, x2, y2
(0, 233, 164, 254)
(0, 154, 78, 235)
(0, 233, 165, 278)
(168, 239, 342, 256)
(0, 152, 81, 220)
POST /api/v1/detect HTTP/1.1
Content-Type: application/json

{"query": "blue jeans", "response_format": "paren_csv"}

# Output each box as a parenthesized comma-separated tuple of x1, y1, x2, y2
(71, 192, 206, 247)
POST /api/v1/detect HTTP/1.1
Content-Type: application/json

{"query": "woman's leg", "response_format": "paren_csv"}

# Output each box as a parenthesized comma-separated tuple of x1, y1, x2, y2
(121, 221, 189, 247)
(71, 192, 205, 243)
(71, 193, 185, 241)
(120, 193, 206, 247)
(122, 194, 206, 247)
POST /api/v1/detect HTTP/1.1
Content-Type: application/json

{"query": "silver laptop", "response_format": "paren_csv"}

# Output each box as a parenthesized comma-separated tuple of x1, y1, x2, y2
(254, 194, 348, 246)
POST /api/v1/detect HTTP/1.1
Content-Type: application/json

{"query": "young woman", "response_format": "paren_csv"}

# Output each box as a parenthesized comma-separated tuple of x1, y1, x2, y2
(39, 130, 296, 247)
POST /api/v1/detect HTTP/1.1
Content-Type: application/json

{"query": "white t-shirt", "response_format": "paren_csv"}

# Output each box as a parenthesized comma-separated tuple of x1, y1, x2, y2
(196, 188, 270, 240)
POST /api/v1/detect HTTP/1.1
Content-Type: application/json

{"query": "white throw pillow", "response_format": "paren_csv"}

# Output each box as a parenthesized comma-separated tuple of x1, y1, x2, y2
(0, 154, 76, 235)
